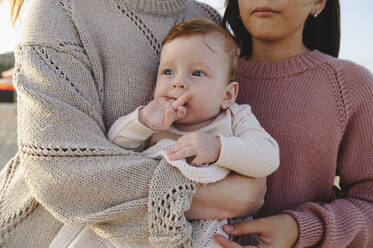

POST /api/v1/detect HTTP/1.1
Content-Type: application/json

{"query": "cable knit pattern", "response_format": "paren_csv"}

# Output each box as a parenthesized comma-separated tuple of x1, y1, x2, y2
(0, 0, 222, 247)
(195, 2, 222, 24)
(117, 0, 191, 15)
(236, 50, 373, 248)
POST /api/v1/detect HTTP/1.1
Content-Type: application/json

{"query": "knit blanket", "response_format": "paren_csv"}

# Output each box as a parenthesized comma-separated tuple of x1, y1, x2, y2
(49, 219, 228, 248)
(49, 139, 229, 248)
(143, 139, 230, 184)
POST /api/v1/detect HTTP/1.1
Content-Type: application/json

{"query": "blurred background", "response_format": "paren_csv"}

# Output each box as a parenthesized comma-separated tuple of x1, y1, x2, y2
(0, 0, 372, 168)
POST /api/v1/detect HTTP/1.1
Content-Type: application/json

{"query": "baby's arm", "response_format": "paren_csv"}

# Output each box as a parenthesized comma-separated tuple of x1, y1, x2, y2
(107, 107, 156, 149)
(107, 93, 190, 149)
(168, 104, 279, 177)
(216, 103, 279, 177)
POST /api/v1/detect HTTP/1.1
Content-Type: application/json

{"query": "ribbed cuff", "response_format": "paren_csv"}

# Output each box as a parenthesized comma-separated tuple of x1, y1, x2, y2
(132, 106, 157, 135)
(107, 106, 156, 143)
(283, 210, 324, 248)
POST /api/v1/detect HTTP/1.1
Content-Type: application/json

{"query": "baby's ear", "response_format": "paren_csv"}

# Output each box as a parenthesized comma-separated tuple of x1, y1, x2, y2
(221, 81, 239, 109)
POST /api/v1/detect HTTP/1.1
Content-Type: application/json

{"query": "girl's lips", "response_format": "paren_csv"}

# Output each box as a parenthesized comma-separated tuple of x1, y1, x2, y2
(253, 7, 278, 17)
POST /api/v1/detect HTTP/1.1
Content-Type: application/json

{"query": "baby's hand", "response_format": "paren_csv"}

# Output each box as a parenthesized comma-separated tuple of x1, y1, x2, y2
(139, 93, 190, 131)
(167, 132, 221, 166)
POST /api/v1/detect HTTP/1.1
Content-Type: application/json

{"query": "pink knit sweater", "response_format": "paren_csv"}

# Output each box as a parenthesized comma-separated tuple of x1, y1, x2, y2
(236, 50, 373, 248)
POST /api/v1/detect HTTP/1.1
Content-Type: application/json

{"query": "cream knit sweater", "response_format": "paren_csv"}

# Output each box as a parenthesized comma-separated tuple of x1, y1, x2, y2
(0, 0, 222, 247)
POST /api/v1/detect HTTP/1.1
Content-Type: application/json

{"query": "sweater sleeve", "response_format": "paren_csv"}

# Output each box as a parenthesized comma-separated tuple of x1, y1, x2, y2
(216, 104, 280, 177)
(14, 0, 198, 243)
(284, 62, 373, 248)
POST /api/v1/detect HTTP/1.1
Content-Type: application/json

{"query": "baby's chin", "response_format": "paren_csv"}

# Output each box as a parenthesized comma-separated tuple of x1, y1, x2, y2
(173, 116, 199, 131)
(174, 116, 215, 132)
(174, 116, 192, 125)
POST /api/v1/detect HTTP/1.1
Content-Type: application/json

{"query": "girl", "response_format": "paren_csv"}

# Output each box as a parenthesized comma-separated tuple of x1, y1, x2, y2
(0, 0, 266, 247)
(214, 0, 373, 247)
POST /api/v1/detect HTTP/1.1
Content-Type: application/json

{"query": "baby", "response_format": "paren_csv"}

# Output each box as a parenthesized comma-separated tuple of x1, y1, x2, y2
(108, 19, 279, 183)
(50, 18, 279, 248)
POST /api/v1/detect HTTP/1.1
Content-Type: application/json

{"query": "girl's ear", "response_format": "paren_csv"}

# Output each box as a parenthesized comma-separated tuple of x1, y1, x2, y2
(311, 0, 327, 17)
(221, 81, 239, 109)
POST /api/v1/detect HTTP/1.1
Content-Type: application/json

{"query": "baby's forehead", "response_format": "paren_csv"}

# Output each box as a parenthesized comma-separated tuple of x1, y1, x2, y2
(165, 32, 229, 56)
(161, 31, 234, 69)
(199, 31, 230, 55)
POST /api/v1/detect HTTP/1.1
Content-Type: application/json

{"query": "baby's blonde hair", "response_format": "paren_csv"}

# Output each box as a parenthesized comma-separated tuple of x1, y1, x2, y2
(163, 18, 239, 82)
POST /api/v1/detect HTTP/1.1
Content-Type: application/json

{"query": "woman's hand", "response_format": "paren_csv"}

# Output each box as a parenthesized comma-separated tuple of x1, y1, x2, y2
(213, 214, 299, 248)
(185, 174, 266, 220)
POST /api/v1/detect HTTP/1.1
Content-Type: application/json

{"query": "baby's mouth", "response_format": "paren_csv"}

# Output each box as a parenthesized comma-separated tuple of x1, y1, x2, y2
(168, 96, 188, 107)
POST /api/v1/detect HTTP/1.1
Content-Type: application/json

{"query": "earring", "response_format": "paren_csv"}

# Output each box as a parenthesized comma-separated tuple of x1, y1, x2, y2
(313, 8, 318, 18)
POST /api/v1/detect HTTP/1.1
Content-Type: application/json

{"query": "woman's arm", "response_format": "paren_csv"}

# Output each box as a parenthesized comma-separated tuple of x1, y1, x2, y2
(186, 174, 266, 220)
(281, 62, 373, 248)
(15, 42, 155, 241)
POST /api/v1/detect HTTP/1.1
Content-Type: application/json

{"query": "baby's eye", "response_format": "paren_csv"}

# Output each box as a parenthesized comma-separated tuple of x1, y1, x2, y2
(192, 71, 205, 77)
(163, 69, 173, 75)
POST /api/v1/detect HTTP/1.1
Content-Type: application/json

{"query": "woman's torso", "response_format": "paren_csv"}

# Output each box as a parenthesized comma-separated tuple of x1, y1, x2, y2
(0, 0, 221, 246)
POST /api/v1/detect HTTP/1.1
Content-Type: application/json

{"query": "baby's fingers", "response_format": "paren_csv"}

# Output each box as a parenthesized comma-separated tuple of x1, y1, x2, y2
(168, 136, 188, 154)
(167, 146, 196, 161)
(171, 92, 191, 109)
(190, 156, 208, 167)
(175, 106, 187, 120)
(157, 97, 173, 109)
(163, 108, 177, 128)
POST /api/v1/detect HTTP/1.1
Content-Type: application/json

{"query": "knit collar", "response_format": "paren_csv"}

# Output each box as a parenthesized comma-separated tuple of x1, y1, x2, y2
(237, 50, 331, 79)
(116, 0, 191, 15)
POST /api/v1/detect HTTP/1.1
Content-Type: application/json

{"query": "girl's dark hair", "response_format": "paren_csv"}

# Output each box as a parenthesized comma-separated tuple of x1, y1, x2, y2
(222, 0, 341, 58)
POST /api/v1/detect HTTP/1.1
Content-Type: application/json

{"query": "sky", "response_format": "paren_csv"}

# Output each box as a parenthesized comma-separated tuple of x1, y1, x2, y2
(0, 0, 372, 72)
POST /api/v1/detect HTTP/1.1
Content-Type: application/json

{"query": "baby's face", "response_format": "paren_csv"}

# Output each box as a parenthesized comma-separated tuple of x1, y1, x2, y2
(154, 32, 231, 127)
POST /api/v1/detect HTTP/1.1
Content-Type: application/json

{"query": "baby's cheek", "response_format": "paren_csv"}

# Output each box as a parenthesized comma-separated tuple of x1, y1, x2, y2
(153, 87, 165, 99)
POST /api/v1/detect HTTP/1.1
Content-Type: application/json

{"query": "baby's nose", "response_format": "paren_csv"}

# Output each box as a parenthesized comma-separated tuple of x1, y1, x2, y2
(172, 81, 187, 89)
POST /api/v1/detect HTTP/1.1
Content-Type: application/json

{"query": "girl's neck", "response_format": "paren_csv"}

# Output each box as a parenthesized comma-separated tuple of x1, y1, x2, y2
(249, 29, 310, 62)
